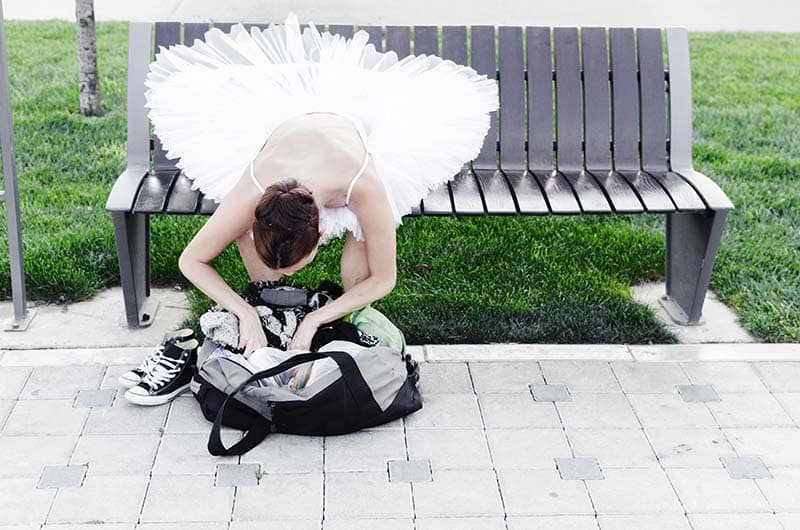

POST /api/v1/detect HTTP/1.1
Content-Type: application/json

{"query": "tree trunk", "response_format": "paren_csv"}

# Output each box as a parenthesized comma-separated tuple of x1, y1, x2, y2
(75, 0, 103, 116)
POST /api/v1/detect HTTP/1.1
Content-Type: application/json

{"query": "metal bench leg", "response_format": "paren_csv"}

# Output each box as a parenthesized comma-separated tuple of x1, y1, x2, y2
(660, 209, 729, 326)
(111, 210, 159, 328)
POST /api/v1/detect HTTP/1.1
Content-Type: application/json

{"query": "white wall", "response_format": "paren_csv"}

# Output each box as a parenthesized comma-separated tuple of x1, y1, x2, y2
(4, 0, 799, 31)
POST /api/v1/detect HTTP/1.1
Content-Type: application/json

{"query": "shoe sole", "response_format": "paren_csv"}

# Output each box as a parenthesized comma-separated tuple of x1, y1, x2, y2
(124, 382, 191, 406)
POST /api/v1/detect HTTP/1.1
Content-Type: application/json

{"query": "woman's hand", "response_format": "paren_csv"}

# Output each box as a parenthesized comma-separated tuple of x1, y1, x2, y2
(238, 308, 268, 358)
(287, 313, 321, 351)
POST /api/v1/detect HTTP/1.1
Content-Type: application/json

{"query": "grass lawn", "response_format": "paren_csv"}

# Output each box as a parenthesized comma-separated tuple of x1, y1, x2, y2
(0, 22, 797, 344)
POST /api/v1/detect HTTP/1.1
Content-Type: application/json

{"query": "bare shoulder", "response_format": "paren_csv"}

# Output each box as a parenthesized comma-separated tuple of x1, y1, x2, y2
(347, 168, 396, 232)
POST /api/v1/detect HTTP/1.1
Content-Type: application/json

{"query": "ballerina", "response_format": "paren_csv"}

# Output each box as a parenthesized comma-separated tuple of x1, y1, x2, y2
(143, 12, 499, 359)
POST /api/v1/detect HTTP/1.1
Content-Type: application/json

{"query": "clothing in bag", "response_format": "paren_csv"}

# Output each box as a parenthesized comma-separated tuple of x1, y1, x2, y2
(199, 278, 380, 354)
(191, 280, 421, 456)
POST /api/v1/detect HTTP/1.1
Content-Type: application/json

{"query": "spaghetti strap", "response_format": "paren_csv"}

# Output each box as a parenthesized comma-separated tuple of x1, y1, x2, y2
(345, 152, 370, 206)
(249, 159, 265, 194)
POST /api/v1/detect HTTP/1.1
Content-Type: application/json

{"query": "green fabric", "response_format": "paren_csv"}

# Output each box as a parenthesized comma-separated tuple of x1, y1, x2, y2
(348, 304, 405, 352)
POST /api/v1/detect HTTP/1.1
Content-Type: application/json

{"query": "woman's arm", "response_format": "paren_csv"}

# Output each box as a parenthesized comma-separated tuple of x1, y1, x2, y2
(178, 173, 263, 320)
(301, 173, 398, 328)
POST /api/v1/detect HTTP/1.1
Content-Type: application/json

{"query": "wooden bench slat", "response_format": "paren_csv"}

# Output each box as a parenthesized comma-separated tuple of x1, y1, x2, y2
(359, 25, 384, 51)
(666, 28, 734, 211)
(183, 22, 210, 45)
(421, 181, 454, 214)
(442, 26, 467, 64)
(413, 25, 438, 55)
(617, 170, 676, 212)
(450, 169, 486, 214)
(498, 26, 525, 171)
(212, 22, 234, 34)
(327, 24, 354, 39)
(533, 171, 581, 213)
(587, 170, 645, 213)
(504, 171, 549, 213)
(554, 28, 583, 172)
(560, 170, 613, 213)
(527, 27, 554, 171)
(637, 28, 669, 173)
(132, 170, 180, 214)
(581, 27, 612, 171)
(385, 26, 411, 58)
(646, 171, 708, 210)
(199, 196, 217, 215)
(153, 22, 181, 174)
(470, 25, 498, 170)
(609, 28, 639, 172)
(475, 169, 517, 214)
(165, 172, 202, 214)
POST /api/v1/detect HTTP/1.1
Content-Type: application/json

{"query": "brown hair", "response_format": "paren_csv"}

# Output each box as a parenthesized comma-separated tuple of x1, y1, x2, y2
(252, 178, 320, 269)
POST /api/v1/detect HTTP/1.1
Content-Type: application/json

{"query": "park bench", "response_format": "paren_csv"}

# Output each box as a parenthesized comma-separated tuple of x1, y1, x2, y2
(106, 20, 734, 329)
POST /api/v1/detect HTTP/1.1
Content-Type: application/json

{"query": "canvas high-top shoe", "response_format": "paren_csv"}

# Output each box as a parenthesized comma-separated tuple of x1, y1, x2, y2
(124, 337, 199, 406)
(118, 328, 194, 388)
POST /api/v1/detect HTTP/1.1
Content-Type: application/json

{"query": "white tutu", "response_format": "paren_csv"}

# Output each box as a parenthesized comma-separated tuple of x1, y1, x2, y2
(144, 12, 499, 245)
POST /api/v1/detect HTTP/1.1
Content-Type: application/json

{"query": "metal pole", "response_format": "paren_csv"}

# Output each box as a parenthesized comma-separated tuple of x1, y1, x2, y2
(0, 0, 35, 331)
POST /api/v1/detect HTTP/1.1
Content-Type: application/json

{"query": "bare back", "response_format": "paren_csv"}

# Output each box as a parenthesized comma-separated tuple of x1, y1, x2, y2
(251, 112, 374, 208)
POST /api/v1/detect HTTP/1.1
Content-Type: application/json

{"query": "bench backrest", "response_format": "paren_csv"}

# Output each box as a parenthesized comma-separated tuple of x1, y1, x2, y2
(125, 22, 695, 193)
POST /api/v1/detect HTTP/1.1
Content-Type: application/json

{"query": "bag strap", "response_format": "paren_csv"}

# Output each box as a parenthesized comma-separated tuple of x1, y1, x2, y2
(207, 349, 373, 456)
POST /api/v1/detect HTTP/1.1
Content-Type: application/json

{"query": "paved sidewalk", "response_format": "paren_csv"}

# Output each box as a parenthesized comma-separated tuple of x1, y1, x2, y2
(2, 344, 800, 529)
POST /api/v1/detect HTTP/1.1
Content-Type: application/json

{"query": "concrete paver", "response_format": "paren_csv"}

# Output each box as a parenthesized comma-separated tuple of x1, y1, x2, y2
(597, 514, 691, 529)
(322, 471, 412, 519)
(486, 428, 571, 470)
(215, 463, 260, 487)
(479, 392, 562, 429)
(324, 428, 406, 472)
(555, 457, 604, 480)
(645, 428, 737, 469)
(37, 464, 86, 488)
(239, 434, 323, 474)
(412, 469, 504, 517)
(566, 428, 659, 468)
(676, 384, 721, 403)
(387, 459, 432, 482)
(407, 428, 494, 470)
(539, 360, 621, 392)
(680, 362, 768, 393)
(507, 515, 600, 529)
(69, 433, 160, 475)
(627, 393, 717, 428)
(667, 468, 772, 513)
(1, 341, 799, 525)
(586, 468, 684, 514)
(531, 383, 572, 402)
(47, 474, 149, 523)
(140, 475, 234, 523)
(687, 513, 784, 530)
(719, 456, 772, 479)
(556, 392, 640, 429)
(498, 468, 594, 516)
(468, 361, 544, 393)
(0, 434, 76, 478)
(233, 472, 323, 520)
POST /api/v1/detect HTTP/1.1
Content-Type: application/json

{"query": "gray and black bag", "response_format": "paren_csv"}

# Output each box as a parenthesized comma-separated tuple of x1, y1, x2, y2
(192, 338, 422, 456)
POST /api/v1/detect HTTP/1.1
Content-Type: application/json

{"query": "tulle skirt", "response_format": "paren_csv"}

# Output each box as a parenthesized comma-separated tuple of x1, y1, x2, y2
(144, 12, 499, 245)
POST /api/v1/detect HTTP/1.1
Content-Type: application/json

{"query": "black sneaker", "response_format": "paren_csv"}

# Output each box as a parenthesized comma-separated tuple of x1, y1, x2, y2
(124, 337, 199, 406)
(118, 328, 194, 388)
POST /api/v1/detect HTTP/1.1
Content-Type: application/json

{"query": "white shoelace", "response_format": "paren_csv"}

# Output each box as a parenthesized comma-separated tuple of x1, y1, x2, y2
(137, 342, 166, 373)
(140, 354, 184, 389)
